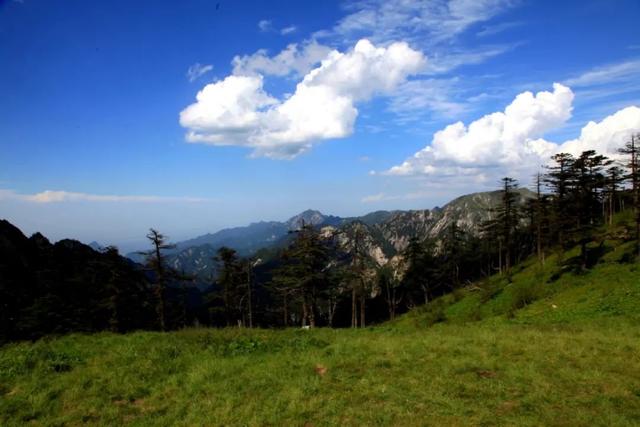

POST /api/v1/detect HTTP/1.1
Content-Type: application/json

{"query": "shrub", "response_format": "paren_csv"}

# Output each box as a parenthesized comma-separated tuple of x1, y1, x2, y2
(510, 283, 540, 312)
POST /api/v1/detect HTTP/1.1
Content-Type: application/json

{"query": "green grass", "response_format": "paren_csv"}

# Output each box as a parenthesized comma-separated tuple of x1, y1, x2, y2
(1, 321, 639, 426)
(2, 230, 639, 425)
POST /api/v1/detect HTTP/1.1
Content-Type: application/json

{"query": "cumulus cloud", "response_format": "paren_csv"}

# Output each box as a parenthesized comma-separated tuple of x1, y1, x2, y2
(179, 74, 278, 146)
(0, 190, 209, 203)
(384, 83, 640, 183)
(232, 41, 332, 77)
(557, 106, 640, 157)
(186, 63, 213, 82)
(181, 39, 426, 159)
(387, 83, 574, 177)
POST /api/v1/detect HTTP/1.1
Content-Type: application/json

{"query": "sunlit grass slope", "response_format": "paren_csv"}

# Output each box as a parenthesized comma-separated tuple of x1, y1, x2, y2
(1, 219, 639, 426)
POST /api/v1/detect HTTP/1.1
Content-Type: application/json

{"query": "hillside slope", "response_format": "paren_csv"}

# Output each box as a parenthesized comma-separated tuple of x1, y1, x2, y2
(1, 234, 638, 426)
(395, 216, 639, 328)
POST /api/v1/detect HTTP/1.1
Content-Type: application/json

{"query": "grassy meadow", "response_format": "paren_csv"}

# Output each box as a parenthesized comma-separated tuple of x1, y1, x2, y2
(1, 237, 639, 426)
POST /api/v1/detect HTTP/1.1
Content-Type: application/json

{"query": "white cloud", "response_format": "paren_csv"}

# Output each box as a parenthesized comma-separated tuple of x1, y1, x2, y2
(387, 83, 573, 174)
(563, 59, 640, 87)
(385, 83, 640, 183)
(0, 190, 209, 203)
(476, 21, 523, 37)
(179, 74, 278, 146)
(425, 44, 517, 74)
(186, 63, 213, 82)
(257, 20, 298, 36)
(181, 39, 426, 159)
(558, 106, 640, 158)
(258, 19, 272, 32)
(312, 1, 521, 123)
(361, 189, 446, 203)
(241, 2, 519, 128)
(323, 0, 515, 45)
(232, 41, 332, 77)
(361, 193, 386, 203)
(388, 78, 469, 121)
(281, 25, 297, 35)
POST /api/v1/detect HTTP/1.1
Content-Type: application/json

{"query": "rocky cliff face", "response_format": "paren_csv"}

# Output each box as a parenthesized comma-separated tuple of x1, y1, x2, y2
(324, 222, 390, 266)
(371, 188, 534, 254)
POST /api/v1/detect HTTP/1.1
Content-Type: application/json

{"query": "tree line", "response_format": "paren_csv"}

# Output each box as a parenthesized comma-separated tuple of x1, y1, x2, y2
(1, 136, 638, 340)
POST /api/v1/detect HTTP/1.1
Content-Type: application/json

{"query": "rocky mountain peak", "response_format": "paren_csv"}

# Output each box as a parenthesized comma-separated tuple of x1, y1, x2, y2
(286, 209, 329, 229)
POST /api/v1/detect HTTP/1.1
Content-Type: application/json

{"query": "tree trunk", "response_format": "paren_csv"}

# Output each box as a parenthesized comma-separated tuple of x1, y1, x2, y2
(498, 240, 503, 275)
(385, 284, 394, 321)
(247, 271, 253, 328)
(328, 297, 337, 328)
(390, 288, 396, 321)
(351, 286, 357, 328)
(422, 283, 429, 304)
(360, 284, 366, 328)
(301, 297, 308, 327)
(156, 283, 165, 331)
(283, 293, 288, 327)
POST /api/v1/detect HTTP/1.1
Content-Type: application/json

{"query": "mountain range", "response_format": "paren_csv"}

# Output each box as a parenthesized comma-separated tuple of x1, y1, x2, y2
(126, 188, 535, 280)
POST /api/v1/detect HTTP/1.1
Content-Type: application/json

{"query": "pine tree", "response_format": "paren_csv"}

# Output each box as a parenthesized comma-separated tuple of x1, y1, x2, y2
(572, 150, 609, 268)
(619, 133, 640, 256)
(481, 177, 520, 275)
(441, 222, 465, 288)
(213, 247, 246, 327)
(545, 153, 576, 250)
(347, 223, 373, 328)
(377, 265, 402, 321)
(140, 229, 176, 331)
(401, 237, 435, 305)
(531, 172, 551, 265)
(271, 222, 330, 327)
(604, 165, 626, 225)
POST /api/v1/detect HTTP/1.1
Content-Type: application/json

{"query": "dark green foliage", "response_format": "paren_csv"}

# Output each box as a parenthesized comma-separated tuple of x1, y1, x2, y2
(268, 222, 332, 327)
(618, 133, 640, 256)
(209, 247, 255, 327)
(0, 220, 155, 342)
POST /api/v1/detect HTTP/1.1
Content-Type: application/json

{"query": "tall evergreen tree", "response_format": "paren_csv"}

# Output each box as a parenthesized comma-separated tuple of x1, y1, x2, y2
(545, 153, 576, 250)
(141, 229, 176, 331)
(441, 222, 465, 288)
(604, 165, 626, 225)
(377, 264, 402, 321)
(212, 247, 244, 327)
(401, 237, 436, 305)
(481, 177, 521, 275)
(347, 223, 374, 328)
(531, 172, 551, 265)
(572, 150, 609, 268)
(619, 133, 640, 256)
(271, 222, 330, 327)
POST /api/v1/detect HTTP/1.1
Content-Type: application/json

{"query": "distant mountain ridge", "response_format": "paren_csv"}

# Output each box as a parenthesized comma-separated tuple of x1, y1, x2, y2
(126, 209, 343, 264)
(127, 188, 535, 279)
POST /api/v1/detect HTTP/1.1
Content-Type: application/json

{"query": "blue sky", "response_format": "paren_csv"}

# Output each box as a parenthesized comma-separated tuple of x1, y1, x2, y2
(1, 0, 639, 251)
